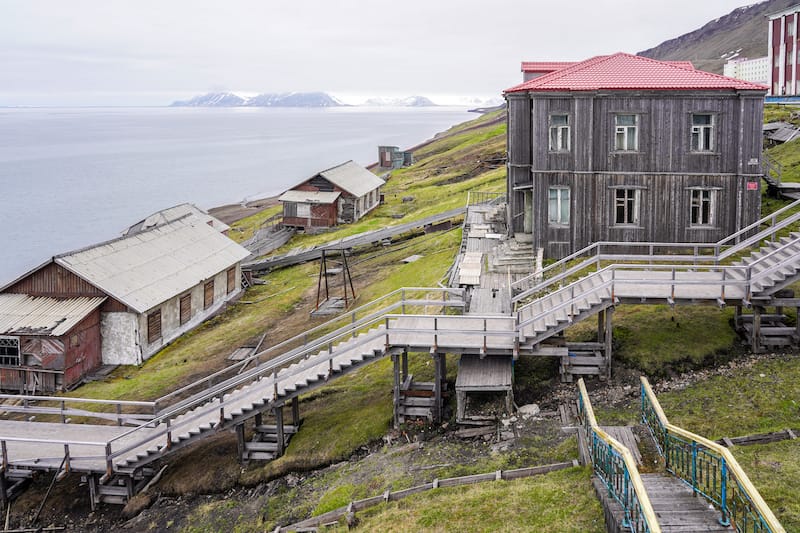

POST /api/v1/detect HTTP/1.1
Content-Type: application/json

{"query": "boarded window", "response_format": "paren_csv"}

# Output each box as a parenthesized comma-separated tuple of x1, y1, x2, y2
(179, 294, 192, 325)
(227, 267, 236, 294)
(296, 203, 310, 218)
(147, 310, 162, 344)
(0, 336, 20, 366)
(204, 280, 215, 309)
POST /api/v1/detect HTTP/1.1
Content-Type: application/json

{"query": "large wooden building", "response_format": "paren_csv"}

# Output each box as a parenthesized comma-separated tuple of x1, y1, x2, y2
(505, 53, 768, 259)
(0, 216, 250, 391)
(279, 160, 384, 230)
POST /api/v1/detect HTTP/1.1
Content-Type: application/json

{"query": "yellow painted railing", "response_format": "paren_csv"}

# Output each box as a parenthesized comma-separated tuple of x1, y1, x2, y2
(640, 377, 785, 533)
(577, 379, 661, 533)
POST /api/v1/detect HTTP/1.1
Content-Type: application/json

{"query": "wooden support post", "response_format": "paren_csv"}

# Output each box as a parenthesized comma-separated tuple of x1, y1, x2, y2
(392, 352, 401, 429)
(0, 470, 7, 509)
(734, 305, 742, 330)
(597, 309, 605, 343)
(456, 390, 466, 422)
(291, 396, 300, 427)
(254, 412, 263, 429)
(604, 307, 614, 380)
(401, 348, 409, 382)
(439, 353, 447, 393)
(796, 307, 800, 339)
(432, 351, 442, 424)
(235, 424, 246, 464)
(88, 475, 98, 512)
(752, 306, 762, 353)
(275, 407, 285, 456)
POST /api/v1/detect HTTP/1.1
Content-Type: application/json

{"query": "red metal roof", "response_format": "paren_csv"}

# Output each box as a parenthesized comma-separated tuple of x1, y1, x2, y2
(507, 53, 768, 93)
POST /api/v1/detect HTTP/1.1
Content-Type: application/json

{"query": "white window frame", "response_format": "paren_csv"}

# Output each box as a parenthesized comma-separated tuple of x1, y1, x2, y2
(689, 188, 716, 227)
(614, 114, 638, 151)
(691, 114, 715, 152)
(296, 202, 310, 218)
(548, 114, 570, 152)
(0, 336, 20, 366)
(613, 188, 640, 226)
(548, 186, 570, 226)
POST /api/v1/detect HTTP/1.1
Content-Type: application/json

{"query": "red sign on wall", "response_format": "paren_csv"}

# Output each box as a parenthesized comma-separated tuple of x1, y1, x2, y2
(747, 182, 758, 191)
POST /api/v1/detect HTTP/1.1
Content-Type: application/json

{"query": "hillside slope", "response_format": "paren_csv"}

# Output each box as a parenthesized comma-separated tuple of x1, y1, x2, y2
(639, 0, 796, 73)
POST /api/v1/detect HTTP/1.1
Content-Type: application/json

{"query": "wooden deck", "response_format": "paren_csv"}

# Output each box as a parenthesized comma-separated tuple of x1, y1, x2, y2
(641, 474, 733, 532)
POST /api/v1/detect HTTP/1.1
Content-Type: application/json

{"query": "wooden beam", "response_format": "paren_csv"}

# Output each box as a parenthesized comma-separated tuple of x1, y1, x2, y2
(235, 424, 245, 464)
(291, 397, 300, 427)
(275, 407, 285, 456)
(392, 353, 401, 429)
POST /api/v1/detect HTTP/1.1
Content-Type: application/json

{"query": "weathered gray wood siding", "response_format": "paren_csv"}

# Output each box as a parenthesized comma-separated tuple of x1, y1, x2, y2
(507, 94, 531, 233)
(507, 89, 765, 258)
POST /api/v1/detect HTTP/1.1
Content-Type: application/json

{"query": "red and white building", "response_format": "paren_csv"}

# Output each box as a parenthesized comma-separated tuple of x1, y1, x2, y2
(769, 4, 800, 96)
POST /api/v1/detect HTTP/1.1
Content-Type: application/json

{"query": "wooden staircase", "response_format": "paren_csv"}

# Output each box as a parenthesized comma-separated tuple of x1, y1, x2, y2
(639, 474, 733, 532)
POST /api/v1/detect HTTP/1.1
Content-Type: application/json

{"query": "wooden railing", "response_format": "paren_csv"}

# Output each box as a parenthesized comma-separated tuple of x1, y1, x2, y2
(0, 393, 155, 426)
(512, 198, 800, 300)
(466, 190, 505, 206)
(577, 379, 660, 533)
(640, 377, 784, 533)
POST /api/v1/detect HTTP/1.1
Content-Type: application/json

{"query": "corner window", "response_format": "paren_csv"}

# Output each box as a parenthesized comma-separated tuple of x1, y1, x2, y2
(0, 336, 20, 366)
(548, 187, 570, 225)
(690, 189, 715, 226)
(548, 114, 570, 152)
(614, 114, 638, 151)
(614, 189, 640, 225)
(691, 114, 715, 152)
(147, 310, 162, 344)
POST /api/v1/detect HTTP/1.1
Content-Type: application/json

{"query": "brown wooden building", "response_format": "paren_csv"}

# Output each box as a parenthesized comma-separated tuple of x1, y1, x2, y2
(0, 216, 250, 391)
(280, 160, 384, 230)
(505, 53, 768, 259)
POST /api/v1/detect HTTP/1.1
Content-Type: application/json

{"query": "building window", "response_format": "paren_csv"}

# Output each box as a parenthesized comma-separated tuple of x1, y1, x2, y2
(204, 280, 215, 309)
(296, 203, 310, 218)
(614, 114, 638, 151)
(549, 114, 570, 152)
(691, 114, 715, 152)
(179, 293, 192, 325)
(614, 189, 640, 225)
(548, 187, 570, 226)
(0, 336, 20, 366)
(147, 310, 162, 344)
(690, 189, 715, 226)
(226, 267, 236, 294)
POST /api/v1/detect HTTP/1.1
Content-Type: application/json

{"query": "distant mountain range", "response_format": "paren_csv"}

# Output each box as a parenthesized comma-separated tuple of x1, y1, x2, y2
(170, 92, 445, 108)
(170, 91, 344, 108)
(639, 0, 796, 74)
(362, 95, 436, 107)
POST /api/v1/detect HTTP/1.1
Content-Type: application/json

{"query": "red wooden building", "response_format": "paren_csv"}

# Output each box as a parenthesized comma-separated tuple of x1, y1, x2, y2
(279, 160, 384, 230)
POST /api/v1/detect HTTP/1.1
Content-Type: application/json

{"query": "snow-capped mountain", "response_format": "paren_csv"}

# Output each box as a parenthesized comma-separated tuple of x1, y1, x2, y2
(362, 95, 437, 107)
(170, 92, 247, 107)
(169, 92, 345, 108)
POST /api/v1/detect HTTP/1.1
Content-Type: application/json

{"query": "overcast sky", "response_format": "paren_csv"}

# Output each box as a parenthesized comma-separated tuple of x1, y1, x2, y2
(1, 0, 758, 106)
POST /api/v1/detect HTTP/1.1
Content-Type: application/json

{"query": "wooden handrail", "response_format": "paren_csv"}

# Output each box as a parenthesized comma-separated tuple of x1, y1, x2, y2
(640, 377, 785, 533)
(578, 379, 661, 533)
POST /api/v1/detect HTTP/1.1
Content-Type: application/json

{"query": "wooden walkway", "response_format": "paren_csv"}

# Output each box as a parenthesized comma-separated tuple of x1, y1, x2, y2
(641, 474, 733, 532)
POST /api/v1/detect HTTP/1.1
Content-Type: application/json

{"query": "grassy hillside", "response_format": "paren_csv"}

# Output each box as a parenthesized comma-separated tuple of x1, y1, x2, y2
(639, 0, 796, 73)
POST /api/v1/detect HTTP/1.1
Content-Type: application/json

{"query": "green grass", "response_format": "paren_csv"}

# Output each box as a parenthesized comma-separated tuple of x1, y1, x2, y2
(733, 440, 800, 532)
(227, 204, 282, 243)
(655, 353, 800, 439)
(763, 104, 800, 125)
(329, 467, 604, 533)
(566, 304, 738, 375)
(765, 137, 800, 183)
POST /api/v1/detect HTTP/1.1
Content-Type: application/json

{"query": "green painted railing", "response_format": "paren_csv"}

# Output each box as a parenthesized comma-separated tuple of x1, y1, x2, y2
(577, 379, 660, 533)
(640, 377, 785, 533)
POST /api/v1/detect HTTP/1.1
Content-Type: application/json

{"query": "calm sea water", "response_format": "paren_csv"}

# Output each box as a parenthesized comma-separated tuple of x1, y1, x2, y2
(0, 106, 475, 283)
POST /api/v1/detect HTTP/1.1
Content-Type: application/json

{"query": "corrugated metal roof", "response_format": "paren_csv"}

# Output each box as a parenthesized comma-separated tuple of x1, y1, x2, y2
(124, 203, 230, 236)
(506, 53, 768, 93)
(318, 160, 384, 198)
(56, 217, 251, 314)
(0, 294, 106, 336)
(278, 190, 341, 204)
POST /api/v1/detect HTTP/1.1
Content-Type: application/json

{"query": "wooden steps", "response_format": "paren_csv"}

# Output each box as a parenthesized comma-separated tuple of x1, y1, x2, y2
(640, 474, 732, 532)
